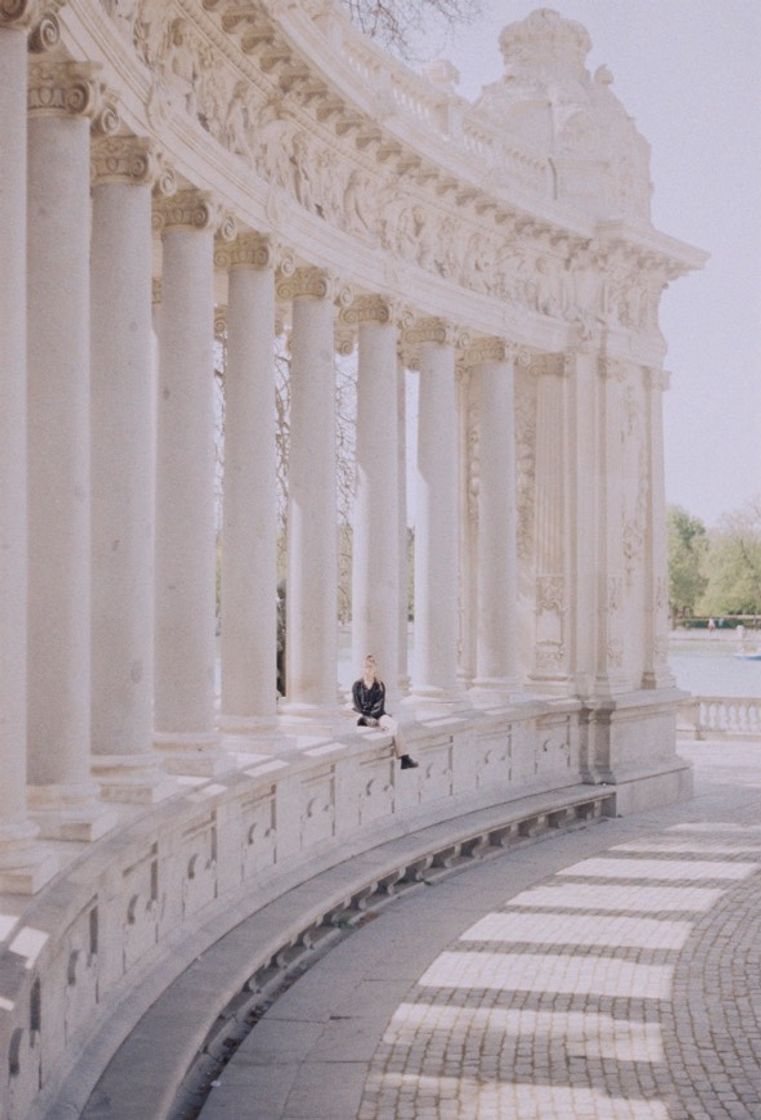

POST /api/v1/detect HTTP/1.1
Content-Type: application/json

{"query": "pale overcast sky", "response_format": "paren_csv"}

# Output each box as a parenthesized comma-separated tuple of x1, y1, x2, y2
(433, 0, 761, 528)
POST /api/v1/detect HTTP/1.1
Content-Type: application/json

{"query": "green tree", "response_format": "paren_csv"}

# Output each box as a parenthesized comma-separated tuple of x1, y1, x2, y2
(699, 498, 761, 616)
(667, 505, 708, 626)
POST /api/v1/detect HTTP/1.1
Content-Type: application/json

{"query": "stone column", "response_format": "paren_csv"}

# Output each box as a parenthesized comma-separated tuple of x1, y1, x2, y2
(153, 191, 230, 773)
(0, 7, 58, 890)
(346, 296, 399, 700)
(26, 60, 117, 841)
(397, 358, 410, 694)
(465, 340, 521, 697)
(528, 353, 573, 694)
(277, 268, 346, 712)
(215, 234, 279, 729)
(405, 319, 462, 702)
(642, 368, 676, 689)
(89, 136, 176, 802)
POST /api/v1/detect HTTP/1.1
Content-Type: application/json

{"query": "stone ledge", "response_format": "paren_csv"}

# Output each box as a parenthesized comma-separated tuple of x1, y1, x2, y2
(75, 784, 615, 1120)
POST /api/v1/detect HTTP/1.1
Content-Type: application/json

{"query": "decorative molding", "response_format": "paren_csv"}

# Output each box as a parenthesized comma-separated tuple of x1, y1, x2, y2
(276, 265, 351, 306)
(0, 0, 43, 31)
(214, 306, 227, 339)
(28, 10, 60, 50)
(530, 353, 566, 378)
(460, 337, 515, 368)
(334, 325, 356, 356)
(598, 355, 629, 383)
(153, 189, 235, 237)
(91, 135, 165, 188)
(28, 59, 103, 119)
(644, 366, 671, 392)
(403, 317, 467, 349)
(152, 276, 162, 306)
(213, 232, 285, 271)
(340, 294, 402, 328)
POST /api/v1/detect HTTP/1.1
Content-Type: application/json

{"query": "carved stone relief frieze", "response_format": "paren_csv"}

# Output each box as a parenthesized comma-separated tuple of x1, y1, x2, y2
(88, 0, 688, 340)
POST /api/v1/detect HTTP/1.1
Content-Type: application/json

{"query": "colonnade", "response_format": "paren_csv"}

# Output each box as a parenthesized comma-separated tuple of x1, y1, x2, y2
(0, 18, 675, 896)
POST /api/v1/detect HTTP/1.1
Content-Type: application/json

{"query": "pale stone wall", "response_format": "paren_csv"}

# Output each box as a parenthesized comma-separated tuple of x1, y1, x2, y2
(0, 2, 705, 1117)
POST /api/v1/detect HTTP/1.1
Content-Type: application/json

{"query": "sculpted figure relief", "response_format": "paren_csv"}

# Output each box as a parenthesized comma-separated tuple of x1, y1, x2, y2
(92, 0, 668, 337)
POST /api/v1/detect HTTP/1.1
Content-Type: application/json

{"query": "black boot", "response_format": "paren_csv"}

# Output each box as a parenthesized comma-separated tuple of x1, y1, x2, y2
(400, 755, 419, 769)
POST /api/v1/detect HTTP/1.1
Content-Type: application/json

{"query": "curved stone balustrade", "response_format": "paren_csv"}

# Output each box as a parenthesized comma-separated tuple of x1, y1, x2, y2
(678, 696, 761, 740)
(0, 3, 705, 1118)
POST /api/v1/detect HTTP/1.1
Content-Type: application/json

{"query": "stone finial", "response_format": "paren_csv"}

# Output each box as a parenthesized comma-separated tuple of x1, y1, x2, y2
(498, 8, 591, 73)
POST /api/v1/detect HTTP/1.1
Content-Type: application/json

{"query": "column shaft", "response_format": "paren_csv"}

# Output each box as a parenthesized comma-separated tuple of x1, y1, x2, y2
(27, 76, 116, 838)
(475, 358, 520, 689)
(155, 216, 218, 753)
(0, 24, 57, 889)
(221, 260, 277, 724)
(286, 289, 337, 708)
(414, 339, 459, 697)
(396, 361, 410, 693)
(91, 181, 154, 756)
(352, 317, 399, 696)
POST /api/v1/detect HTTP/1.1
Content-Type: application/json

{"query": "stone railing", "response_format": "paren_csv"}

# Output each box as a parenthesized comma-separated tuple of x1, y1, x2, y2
(677, 696, 761, 740)
(2, 704, 588, 1120)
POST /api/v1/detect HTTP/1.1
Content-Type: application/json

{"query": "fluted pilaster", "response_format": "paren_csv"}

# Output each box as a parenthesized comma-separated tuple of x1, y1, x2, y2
(642, 367, 675, 689)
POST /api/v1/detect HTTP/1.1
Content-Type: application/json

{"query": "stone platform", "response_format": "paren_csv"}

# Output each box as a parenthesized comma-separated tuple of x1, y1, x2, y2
(85, 740, 761, 1120)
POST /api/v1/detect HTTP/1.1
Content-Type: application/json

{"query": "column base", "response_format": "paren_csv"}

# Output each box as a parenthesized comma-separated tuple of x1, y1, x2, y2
(218, 712, 279, 735)
(469, 677, 522, 709)
(0, 821, 58, 895)
(91, 752, 179, 805)
(27, 783, 118, 843)
(153, 731, 231, 776)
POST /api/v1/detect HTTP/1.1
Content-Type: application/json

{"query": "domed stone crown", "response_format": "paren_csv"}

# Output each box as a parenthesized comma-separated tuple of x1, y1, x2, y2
(498, 7, 592, 83)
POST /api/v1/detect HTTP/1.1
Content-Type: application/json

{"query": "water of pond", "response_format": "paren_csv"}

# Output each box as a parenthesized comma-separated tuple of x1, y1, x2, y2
(669, 640, 761, 698)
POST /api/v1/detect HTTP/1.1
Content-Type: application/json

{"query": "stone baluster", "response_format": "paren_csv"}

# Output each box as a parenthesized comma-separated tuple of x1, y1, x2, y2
(26, 59, 117, 839)
(0, 4, 58, 889)
(404, 318, 463, 704)
(344, 296, 400, 700)
(152, 190, 233, 773)
(215, 234, 283, 729)
(463, 339, 521, 698)
(89, 135, 177, 802)
(642, 367, 676, 690)
(277, 267, 349, 712)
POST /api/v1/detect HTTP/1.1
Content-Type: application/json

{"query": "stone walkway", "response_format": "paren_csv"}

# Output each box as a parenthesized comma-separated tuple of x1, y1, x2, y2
(199, 741, 761, 1120)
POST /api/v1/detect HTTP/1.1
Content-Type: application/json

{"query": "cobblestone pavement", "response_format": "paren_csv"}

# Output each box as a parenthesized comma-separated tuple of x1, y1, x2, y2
(200, 742, 761, 1120)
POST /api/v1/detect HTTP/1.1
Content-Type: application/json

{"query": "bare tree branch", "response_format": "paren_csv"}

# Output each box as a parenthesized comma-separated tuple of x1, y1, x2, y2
(340, 0, 481, 62)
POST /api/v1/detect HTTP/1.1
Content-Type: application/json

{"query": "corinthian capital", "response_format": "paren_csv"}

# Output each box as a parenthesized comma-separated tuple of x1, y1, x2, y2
(153, 190, 236, 238)
(403, 317, 469, 350)
(91, 136, 172, 190)
(276, 266, 352, 307)
(460, 337, 516, 368)
(214, 232, 288, 272)
(28, 60, 103, 119)
(340, 294, 413, 330)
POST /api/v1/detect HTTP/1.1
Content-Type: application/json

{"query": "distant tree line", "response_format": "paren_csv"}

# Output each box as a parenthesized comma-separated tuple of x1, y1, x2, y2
(667, 497, 761, 627)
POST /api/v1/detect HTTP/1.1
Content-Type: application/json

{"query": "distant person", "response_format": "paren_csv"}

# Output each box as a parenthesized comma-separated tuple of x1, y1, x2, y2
(737, 623, 746, 646)
(352, 654, 418, 770)
(707, 617, 716, 635)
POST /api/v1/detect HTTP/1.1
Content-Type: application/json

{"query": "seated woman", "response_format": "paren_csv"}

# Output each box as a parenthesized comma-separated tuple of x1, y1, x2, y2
(352, 654, 418, 769)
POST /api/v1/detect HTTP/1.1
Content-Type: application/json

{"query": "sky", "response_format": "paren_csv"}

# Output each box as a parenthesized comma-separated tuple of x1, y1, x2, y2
(423, 0, 761, 528)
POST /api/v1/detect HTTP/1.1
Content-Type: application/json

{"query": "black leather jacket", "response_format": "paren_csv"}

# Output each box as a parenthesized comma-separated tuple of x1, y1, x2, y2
(352, 677, 386, 720)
